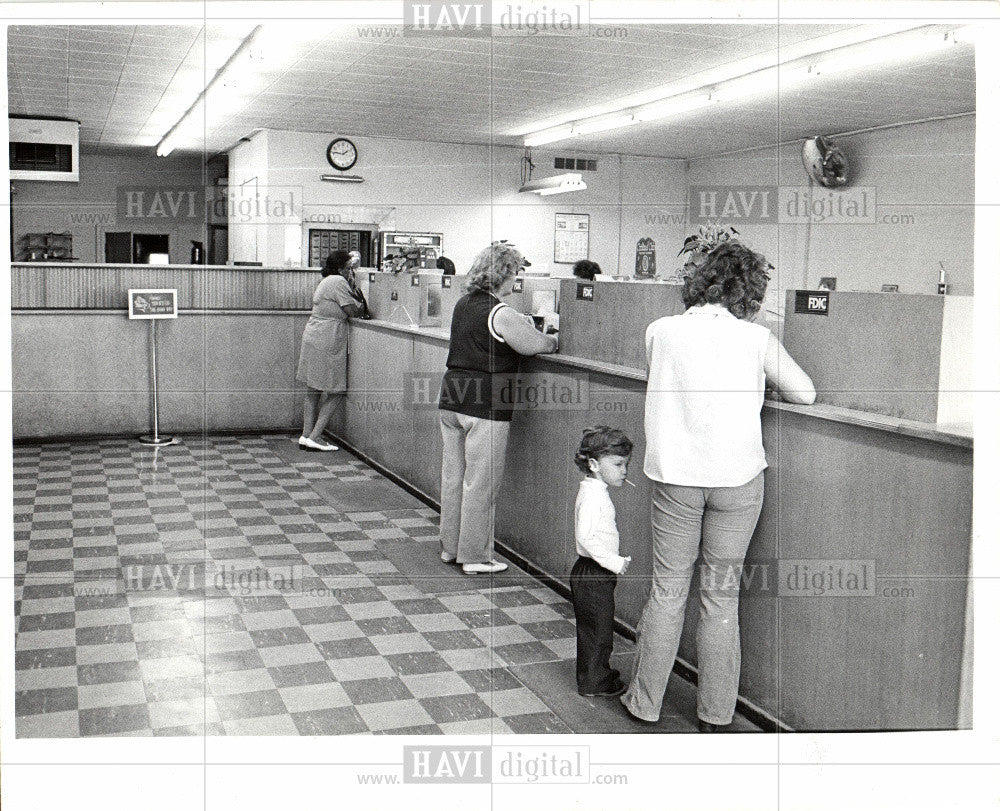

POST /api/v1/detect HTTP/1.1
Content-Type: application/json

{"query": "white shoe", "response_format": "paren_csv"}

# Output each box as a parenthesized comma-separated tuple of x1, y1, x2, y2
(462, 560, 508, 574)
(440, 551, 457, 564)
(302, 437, 339, 452)
(297, 436, 308, 447)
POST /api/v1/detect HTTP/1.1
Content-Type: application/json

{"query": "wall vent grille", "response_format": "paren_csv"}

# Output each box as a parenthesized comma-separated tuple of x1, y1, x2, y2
(554, 156, 597, 171)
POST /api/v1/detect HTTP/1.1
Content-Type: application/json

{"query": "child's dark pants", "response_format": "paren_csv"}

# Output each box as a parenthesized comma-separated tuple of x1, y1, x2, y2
(570, 555, 619, 693)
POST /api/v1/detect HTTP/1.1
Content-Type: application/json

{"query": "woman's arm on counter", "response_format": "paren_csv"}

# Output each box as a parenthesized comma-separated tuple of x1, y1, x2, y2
(764, 333, 817, 405)
(494, 306, 558, 356)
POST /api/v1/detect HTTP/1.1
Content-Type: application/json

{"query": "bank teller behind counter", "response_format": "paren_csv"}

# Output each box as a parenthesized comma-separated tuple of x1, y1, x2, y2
(438, 242, 559, 574)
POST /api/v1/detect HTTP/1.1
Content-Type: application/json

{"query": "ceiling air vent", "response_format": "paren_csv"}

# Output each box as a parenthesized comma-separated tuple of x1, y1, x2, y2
(554, 156, 598, 172)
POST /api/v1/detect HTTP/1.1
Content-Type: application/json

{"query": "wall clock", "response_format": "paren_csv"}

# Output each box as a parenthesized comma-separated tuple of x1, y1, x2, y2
(326, 138, 358, 171)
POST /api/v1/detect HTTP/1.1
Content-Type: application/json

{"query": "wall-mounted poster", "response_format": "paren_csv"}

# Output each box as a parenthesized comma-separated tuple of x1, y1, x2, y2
(635, 237, 656, 278)
(554, 213, 589, 264)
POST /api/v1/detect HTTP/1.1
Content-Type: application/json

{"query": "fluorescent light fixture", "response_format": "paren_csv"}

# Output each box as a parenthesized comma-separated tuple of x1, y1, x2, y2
(156, 22, 338, 156)
(537, 181, 586, 196)
(710, 65, 813, 103)
(812, 29, 952, 76)
(524, 126, 576, 147)
(321, 174, 365, 183)
(573, 113, 636, 135)
(521, 24, 964, 146)
(633, 94, 713, 122)
(519, 173, 586, 196)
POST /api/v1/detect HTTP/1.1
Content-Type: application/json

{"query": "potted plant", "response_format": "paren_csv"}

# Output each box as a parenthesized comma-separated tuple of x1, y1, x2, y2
(677, 222, 740, 275)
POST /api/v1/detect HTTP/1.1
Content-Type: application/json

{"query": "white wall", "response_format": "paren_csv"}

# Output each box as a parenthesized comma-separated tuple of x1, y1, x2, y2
(227, 130, 272, 265)
(227, 129, 689, 275)
(687, 115, 975, 313)
(12, 149, 219, 264)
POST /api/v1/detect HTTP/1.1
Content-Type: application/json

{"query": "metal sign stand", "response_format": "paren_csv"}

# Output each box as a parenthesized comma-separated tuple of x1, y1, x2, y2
(129, 288, 178, 447)
(139, 319, 174, 446)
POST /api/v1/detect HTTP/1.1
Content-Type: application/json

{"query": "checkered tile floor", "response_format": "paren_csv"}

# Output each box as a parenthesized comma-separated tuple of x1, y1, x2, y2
(12, 434, 629, 737)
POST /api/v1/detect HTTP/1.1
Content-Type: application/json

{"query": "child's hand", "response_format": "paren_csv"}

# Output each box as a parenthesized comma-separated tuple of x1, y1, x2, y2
(620, 555, 632, 575)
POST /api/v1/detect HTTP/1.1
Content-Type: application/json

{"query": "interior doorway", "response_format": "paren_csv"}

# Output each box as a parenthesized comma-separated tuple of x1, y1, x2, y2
(104, 232, 171, 264)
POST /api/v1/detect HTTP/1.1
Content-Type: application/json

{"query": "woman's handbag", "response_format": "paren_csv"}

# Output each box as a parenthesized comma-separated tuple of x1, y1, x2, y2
(353, 286, 372, 320)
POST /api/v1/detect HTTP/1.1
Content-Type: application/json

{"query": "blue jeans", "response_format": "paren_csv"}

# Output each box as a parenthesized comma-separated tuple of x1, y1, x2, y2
(622, 472, 765, 725)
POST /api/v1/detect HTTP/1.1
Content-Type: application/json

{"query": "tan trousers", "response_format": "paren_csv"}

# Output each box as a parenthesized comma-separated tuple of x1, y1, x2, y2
(438, 410, 511, 564)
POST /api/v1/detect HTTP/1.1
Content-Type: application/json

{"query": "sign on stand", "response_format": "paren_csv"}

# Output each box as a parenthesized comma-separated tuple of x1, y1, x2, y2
(128, 289, 178, 319)
(128, 289, 177, 446)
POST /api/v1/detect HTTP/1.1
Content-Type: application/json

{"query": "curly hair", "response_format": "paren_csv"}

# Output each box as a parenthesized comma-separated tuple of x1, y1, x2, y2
(322, 249, 352, 278)
(464, 242, 525, 293)
(681, 242, 771, 320)
(574, 426, 633, 474)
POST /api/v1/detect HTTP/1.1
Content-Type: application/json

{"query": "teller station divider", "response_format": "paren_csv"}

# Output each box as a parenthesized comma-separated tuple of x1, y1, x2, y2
(361, 271, 562, 330)
(556, 278, 686, 370)
(339, 280, 972, 732)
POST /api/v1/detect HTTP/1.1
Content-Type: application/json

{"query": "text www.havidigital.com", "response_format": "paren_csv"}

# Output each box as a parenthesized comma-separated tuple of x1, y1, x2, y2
(351, 746, 629, 785)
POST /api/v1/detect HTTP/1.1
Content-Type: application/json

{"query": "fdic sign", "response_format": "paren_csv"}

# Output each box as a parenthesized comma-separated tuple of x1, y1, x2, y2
(794, 290, 830, 316)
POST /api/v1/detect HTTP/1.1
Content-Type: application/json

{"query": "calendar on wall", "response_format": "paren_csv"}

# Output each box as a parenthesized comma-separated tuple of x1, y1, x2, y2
(554, 213, 589, 264)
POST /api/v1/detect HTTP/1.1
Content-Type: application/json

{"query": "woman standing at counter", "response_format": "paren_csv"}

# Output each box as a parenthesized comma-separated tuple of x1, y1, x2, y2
(296, 250, 364, 451)
(438, 242, 558, 574)
(621, 242, 815, 731)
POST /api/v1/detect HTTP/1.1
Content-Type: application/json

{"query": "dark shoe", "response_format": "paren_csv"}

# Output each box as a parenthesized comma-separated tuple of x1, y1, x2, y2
(698, 719, 729, 733)
(580, 680, 627, 698)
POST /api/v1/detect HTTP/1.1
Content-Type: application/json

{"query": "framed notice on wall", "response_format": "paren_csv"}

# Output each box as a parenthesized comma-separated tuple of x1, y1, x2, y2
(554, 213, 589, 264)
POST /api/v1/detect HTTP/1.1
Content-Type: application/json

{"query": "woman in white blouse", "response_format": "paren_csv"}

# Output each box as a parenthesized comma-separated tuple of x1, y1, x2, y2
(621, 242, 815, 732)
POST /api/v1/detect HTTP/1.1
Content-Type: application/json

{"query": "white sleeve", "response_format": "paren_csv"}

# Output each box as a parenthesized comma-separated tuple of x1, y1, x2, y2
(488, 302, 509, 343)
(576, 496, 627, 574)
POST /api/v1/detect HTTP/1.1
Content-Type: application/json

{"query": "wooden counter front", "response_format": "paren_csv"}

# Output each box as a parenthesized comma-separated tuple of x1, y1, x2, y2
(340, 318, 972, 731)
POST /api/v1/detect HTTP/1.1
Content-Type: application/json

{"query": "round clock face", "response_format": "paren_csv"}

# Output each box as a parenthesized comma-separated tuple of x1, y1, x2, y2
(327, 138, 357, 171)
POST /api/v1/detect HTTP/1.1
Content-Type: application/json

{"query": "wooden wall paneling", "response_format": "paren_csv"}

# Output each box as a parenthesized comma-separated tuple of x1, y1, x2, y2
(363, 328, 415, 476)
(410, 335, 448, 500)
(495, 356, 574, 579)
(556, 280, 684, 370)
(782, 291, 945, 422)
(10, 264, 45, 308)
(13, 312, 156, 437)
(769, 409, 971, 729)
(345, 325, 370, 450)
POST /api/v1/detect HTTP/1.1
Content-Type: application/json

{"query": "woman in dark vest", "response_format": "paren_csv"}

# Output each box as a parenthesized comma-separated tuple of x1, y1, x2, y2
(438, 242, 558, 574)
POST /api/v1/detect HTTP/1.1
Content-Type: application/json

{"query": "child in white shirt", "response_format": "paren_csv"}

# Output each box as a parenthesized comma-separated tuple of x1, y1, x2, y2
(571, 426, 633, 697)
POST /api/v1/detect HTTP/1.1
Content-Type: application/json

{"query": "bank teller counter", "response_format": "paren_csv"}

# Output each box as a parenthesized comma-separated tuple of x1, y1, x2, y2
(494, 282, 972, 731)
(339, 280, 972, 730)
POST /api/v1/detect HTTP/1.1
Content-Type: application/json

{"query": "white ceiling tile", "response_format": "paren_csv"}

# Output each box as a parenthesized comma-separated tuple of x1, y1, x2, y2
(7, 22, 976, 158)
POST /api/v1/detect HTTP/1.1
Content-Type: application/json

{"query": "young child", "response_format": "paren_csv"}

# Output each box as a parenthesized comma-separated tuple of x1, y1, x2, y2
(571, 426, 633, 697)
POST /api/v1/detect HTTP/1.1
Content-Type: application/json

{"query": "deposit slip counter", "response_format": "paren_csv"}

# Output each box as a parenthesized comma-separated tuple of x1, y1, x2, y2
(337, 280, 971, 732)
